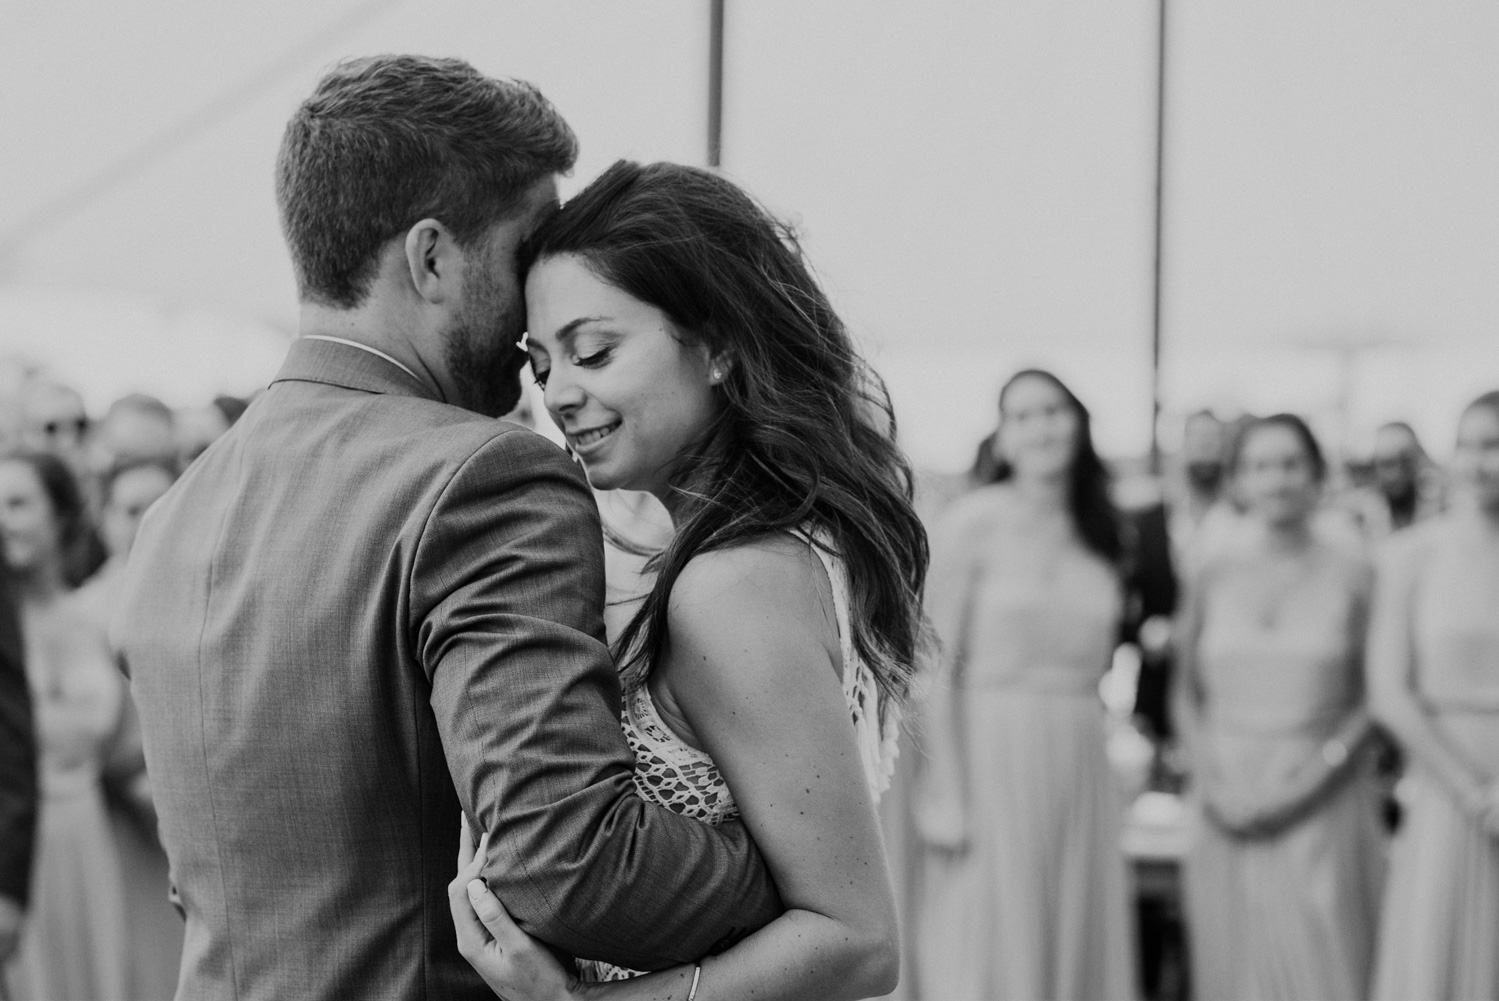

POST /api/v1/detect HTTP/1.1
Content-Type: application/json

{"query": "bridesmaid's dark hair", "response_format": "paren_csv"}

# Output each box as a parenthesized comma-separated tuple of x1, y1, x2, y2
(984, 369, 1124, 566)
(522, 160, 931, 714)
(1228, 413, 1327, 482)
(0, 450, 87, 567)
(968, 431, 1002, 486)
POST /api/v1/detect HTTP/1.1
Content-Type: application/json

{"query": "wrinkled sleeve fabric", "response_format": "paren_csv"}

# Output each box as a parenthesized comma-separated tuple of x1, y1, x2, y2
(415, 428, 781, 969)
(0, 572, 36, 907)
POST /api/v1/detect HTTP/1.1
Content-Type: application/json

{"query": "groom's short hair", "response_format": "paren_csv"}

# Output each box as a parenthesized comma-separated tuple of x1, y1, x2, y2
(276, 54, 577, 308)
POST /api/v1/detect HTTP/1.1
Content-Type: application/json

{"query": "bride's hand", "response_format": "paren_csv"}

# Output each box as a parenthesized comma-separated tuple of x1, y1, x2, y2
(449, 817, 581, 1001)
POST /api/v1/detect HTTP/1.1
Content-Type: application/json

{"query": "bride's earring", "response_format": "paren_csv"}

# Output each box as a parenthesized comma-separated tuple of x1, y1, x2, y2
(708, 353, 732, 385)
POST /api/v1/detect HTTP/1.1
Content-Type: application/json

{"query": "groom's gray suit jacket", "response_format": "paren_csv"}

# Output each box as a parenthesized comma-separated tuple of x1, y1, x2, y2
(115, 337, 781, 1001)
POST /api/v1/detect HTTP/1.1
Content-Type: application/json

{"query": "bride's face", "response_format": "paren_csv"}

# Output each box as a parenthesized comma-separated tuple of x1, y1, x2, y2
(525, 253, 720, 496)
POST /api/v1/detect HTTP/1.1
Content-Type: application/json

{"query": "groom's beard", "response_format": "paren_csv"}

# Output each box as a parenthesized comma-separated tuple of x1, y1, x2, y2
(446, 271, 528, 418)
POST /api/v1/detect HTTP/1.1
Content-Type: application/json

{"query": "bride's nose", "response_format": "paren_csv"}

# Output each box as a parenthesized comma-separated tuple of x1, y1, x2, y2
(543, 366, 585, 416)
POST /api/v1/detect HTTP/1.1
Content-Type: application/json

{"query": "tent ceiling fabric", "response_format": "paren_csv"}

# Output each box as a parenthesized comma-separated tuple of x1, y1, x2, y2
(0, 287, 289, 411)
(2, 1, 1496, 467)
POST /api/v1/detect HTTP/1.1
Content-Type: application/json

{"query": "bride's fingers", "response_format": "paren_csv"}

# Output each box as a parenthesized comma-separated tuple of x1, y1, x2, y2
(466, 877, 525, 949)
(450, 827, 493, 958)
(458, 813, 475, 869)
(448, 868, 493, 958)
(454, 841, 483, 890)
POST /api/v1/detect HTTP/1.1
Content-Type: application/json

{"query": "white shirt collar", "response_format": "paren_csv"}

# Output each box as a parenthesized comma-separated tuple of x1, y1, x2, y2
(301, 335, 423, 385)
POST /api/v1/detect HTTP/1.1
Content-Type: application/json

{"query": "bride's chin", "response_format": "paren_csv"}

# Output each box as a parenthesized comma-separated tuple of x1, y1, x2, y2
(580, 463, 623, 492)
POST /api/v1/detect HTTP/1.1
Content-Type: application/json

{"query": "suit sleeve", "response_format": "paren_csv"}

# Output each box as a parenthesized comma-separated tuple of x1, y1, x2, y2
(0, 574, 37, 907)
(415, 428, 782, 969)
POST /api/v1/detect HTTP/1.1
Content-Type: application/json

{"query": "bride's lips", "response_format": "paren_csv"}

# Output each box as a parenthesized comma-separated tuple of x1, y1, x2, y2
(566, 420, 621, 457)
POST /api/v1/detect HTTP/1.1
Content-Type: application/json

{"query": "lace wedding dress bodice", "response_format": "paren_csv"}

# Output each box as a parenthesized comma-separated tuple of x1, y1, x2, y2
(583, 530, 900, 982)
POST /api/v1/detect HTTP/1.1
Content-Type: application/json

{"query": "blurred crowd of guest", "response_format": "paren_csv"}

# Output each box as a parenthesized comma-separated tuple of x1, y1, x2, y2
(2, 361, 1495, 1001)
(880, 373, 1499, 1001)
(0, 375, 244, 1001)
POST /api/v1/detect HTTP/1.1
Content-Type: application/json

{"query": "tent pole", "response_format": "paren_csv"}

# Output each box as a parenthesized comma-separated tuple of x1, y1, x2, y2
(708, 0, 725, 168)
(1149, 0, 1168, 475)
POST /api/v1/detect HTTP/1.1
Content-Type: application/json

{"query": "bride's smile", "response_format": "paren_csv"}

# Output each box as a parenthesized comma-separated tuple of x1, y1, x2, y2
(567, 421, 619, 450)
(524, 252, 724, 501)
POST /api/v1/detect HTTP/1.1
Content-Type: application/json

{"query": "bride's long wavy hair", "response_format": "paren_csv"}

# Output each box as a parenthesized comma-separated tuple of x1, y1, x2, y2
(521, 160, 931, 716)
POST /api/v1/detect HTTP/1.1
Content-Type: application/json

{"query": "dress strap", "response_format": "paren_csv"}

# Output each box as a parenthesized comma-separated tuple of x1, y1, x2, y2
(793, 526, 900, 798)
(795, 529, 857, 680)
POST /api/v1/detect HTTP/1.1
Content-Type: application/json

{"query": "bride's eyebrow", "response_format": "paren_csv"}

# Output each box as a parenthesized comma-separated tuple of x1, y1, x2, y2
(556, 316, 610, 342)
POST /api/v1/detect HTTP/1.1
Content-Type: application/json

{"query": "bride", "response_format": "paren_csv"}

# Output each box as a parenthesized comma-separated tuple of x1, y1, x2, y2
(447, 160, 930, 1001)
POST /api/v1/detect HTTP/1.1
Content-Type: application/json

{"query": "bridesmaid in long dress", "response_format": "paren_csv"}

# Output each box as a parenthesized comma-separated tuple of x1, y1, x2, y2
(0, 451, 130, 1001)
(76, 459, 185, 1001)
(1174, 414, 1383, 1000)
(1370, 390, 1499, 1000)
(915, 369, 1136, 1001)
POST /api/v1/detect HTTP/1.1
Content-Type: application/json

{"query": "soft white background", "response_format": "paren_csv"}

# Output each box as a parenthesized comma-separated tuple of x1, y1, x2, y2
(2, 1, 1496, 469)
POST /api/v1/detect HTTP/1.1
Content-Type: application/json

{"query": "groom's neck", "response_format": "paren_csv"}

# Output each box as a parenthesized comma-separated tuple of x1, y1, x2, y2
(297, 298, 444, 392)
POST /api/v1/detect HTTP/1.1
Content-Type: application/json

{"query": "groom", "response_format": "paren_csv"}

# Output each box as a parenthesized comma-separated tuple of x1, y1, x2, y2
(115, 55, 780, 1001)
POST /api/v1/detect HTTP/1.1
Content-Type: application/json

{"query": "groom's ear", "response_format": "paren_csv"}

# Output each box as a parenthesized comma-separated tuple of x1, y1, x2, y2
(403, 218, 461, 305)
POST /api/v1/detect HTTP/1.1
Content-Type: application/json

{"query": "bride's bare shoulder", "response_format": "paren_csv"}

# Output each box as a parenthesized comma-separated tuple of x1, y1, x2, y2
(669, 533, 827, 621)
(663, 533, 838, 670)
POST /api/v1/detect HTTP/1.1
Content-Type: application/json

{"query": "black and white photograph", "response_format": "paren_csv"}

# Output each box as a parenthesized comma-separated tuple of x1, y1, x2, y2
(2, 3, 1497, 1000)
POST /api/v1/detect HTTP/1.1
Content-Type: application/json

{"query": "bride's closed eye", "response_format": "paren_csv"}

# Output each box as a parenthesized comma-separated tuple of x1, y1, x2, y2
(528, 347, 613, 388)
(574, 346, 612, 368)
(528, 357, 551, 388)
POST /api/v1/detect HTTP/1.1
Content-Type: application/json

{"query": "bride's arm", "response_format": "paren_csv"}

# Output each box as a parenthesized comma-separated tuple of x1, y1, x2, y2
(638, 541, 899, 1000)
(454, 539, 900, 1001)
